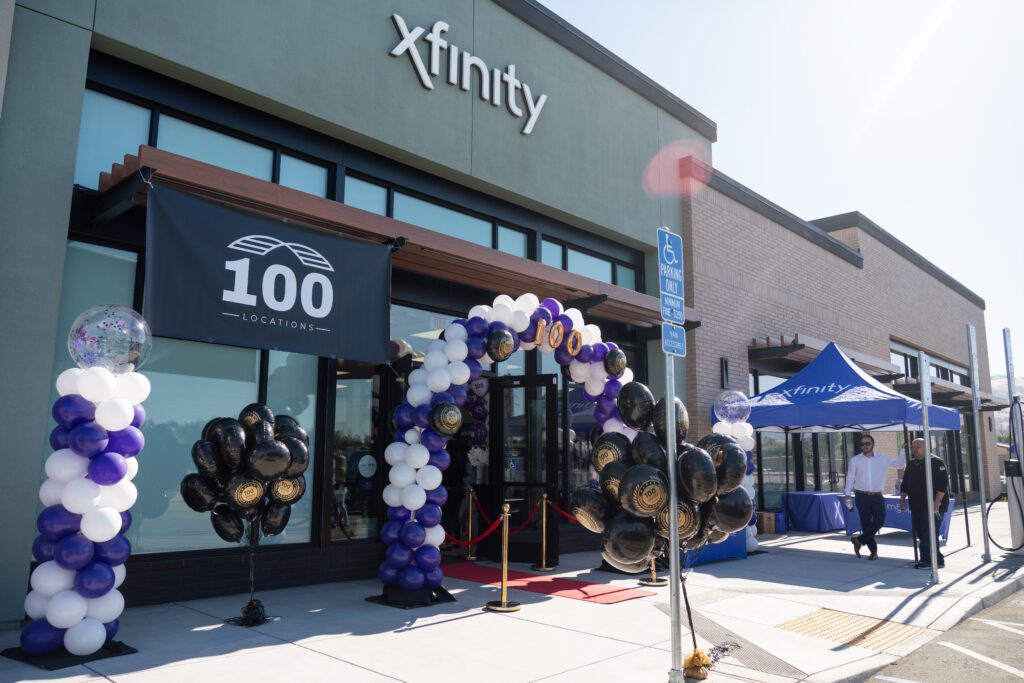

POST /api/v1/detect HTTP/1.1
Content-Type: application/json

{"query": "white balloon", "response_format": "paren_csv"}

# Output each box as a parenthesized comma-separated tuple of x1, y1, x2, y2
(95, 398, 134, 431)
(519, 341, 537, 351)
(734, 422, 754, 438)
(46, 590, 88, 628)
(622, 426, 639, 442)
(99, 480, 137, 512)
(603, 419, 625, 434)
(401, 484, 427, 511)
(569, 359, 590, 383)
(590, 362, 609, 381)
(443, 339, 468, 362)
(585, 324, 602, 343)
(56, 368, 84, 397)
(406, 384, 432, 407)
(404, 427, 422, 445)
(424, 523, 446, 547)
(408, 368, 427, 386)
(112, 564, 127, 588)
(514, 293, 539, 313)
(424, 351, 448, 372)
(85, 589, 124, 622)
(478, 354, 494, 366)
(125, 456, 139, 481)
(426, 369, 452, 393)
(448, 361, 471, 386)
(405, 444, 430, 469)
(468, 304, 491, 321)
(564, 308, 585, 330)
(61, 478, 102, 514)
(30, 562, 75, 597)
(24, 591, 50, 620)
(45, 449, 88, 484)
(64, 617, 106, 656)
(39, 479, 64, 507)
(382, 484, 403, 507)
(738, 435, 756, 452)
(493, 294, 515, 309)
(384, 442, 408, 466)
(389, 463, 416, 488)
(80, 507, 122, 543)
(114, 372, 150, 404)
(443, 323, 468, 342)
(76, 367, 116, 403)
(712, 421, 730, 435)
(745, 534, 759, 553)
(742, 474, 756, 489)
(491, 303, 513, 325)
(579, 327, 595, 346)
(620, 368, 635, 385)
(509, 310, 530, 333)
(584, 377, 606, 397)
(427, 339, 447, 354)
(415, 465, 443, 490)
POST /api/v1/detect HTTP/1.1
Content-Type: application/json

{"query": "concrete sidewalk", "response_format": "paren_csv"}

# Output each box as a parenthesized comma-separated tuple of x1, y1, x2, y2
(2, 502, 1022, 683)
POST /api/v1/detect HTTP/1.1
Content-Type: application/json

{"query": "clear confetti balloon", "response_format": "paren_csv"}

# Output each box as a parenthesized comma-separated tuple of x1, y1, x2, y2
(68, 305, 151, 374)
(713, 390, 751, 424)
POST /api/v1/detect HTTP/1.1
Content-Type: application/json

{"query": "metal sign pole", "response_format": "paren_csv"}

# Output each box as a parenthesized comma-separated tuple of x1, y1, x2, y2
(967, 323, 992, 563)
(665, 355, 683, 683)
(1005, 328, 1021, 456)
(918, 352, 940, 583)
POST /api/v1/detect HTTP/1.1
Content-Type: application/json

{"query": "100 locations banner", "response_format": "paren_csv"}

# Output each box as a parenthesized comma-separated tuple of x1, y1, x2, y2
(144, 186, 390, 363)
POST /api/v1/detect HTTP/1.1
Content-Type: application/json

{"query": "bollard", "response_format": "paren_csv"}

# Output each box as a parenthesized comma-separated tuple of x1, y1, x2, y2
(531, 493, 557, 572)
(638, 557, 668, 587)
(485, 503, 521, 612)
(465, 486, 477, 561)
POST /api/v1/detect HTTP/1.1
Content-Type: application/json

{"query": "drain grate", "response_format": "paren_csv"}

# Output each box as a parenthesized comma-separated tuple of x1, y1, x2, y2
(776, 608, 921, 652)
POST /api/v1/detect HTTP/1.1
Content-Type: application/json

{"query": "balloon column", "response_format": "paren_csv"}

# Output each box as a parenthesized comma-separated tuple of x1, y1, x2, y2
(379, 293, 634, 595)
(22, 305, 151, 657)
(710, 390, 759, 551)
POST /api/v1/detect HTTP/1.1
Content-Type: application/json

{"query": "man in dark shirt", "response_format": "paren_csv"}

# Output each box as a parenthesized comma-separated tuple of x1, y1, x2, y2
(899, 438, 948, 568)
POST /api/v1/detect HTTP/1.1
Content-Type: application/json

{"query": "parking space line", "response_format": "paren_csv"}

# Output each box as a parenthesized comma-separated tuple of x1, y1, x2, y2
(970, 618, 1024, 636)
(875, 675, 921, 683)
(938, 642, 1024, 679)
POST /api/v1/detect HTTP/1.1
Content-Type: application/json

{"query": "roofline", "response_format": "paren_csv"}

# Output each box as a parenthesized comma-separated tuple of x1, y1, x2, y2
(812, 212, 986, 309)
(679, 157, 863, 267)
(493, 0, 718, 142)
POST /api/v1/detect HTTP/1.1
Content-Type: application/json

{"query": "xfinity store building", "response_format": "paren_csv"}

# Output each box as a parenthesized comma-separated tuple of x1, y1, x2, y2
(0, 0, 998, 624)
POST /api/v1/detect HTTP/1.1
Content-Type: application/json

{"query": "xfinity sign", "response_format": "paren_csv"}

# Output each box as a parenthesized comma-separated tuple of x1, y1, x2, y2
(389, 14, 548, 135)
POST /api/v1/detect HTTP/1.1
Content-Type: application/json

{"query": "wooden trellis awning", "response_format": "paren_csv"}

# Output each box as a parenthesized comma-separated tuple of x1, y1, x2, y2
(748, 334, 902, 381)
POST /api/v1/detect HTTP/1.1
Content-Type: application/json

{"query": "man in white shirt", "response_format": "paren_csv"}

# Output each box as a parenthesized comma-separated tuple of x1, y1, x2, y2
(843, 434, 906, 560)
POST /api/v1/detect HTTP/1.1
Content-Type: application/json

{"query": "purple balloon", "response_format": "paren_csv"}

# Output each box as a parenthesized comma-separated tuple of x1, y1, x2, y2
(469, 402, 488, 421)
(554, 346, 574, 366)
(380, 520, 402, 545)
(465, 316, 488, 337)
(596, 395, 617, 415)
(425, 484, 449, 506)
(88, 452, 128, 485)
(131, 404, 146, 428)
(449, 384, 468, 406)
(427, 449, 451, 472)
(413, 404, 431, 429)
(388, 505, 412, 523)
(420, 428, 447, 452)
(594, 403, 613, 423)
(393, 403, 415, 429)
(465, 359, 482, 382)
(488, 321, 508, 335)
(540, 297, 563, 319)
(431, 391, 454, 406)
(385, 542, 413, 568)
(509, 330, 521, 353)
(74, 560, 115, 599)
(55, 533, 95, 570)
(399, 522, 426, 549)
(120, 510, 132, 534)
(556, 313, 574, 332)
(378, 562, 400, 585)
(399, 565, 426, 591)
(606, 342, 619, 351)
(20, 619, 65, 656)
(394, 427, 410, 444)
(532, 307, 553, 325)
(577, 345, 595, 363)
(582, 390, 600, 403)
(93, 535, 131, 565)
(103, 618, 119, 642)
(49, 426, 70, 451)
(746, 460, 756, 476)
(106, 426, 144, 457)
(592, 343, 609, 361)
(32, 536, 57, 563)
(472, 423, 488, 445)
(52, 395, 95, 430)
(465, 336, 486, 360)
(68, 421, 109, 457)
(416, 502, 443, 528)
(414, 544, 442, 570)
(423, 565, 445, 589)
(602, 379, 623, 400)
(37, 505, 81, 541)
(520, 322, 538, 343)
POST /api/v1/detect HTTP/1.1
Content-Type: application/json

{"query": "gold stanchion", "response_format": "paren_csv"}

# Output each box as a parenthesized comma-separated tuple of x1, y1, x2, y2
(485, 503, 521, 612)
(465, 486, 477, 561)
(531, 493, 557, 572)
(639, 557, 668, 587)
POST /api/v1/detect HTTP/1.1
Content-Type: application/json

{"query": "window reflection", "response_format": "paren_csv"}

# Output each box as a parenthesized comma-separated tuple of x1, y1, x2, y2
(332, 360, 381, 541)
(541, 239, 563, 268)
(497, 226, 528, 257)
(393, 193, 491, 247)
(279, 155, 328, 197)
(74, 90, 150, 190)
(568, 248, 613, 283)
(158, 115, 273, 181)
(344, 176, 387, 215)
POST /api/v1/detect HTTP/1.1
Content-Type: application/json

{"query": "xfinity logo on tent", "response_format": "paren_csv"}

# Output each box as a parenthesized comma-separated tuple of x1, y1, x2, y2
(778, 383, 851, 399)
(389, 14, 548, 135)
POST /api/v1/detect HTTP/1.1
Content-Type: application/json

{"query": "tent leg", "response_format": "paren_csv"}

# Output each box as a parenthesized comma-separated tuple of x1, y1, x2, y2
(954, 429, 971, 546)
(784, 428, 790, 533)
(903, 424, 918, 563)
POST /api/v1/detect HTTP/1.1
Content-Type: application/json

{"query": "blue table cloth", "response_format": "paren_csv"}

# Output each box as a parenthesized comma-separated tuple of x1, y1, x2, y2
(782, 492, 846, 532)
(841, 494, 955, 542)
(681, 530, 747, 567)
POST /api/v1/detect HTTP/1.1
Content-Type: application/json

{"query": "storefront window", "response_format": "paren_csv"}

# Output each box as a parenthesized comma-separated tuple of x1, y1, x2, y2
(616, 264, 637, 291)
(279, 154, 328, 197)
(497, 226, 528, 258)
(759, 432, 791, 510)
(393, 192, 491, 247)
(390, 304, 454, 362)
(344, 176, 388, 215)
(568, 248, 613, 283)
(541, 239, 563, 268)
(331, 360, 380, 541)
(74, 90, 151, 190)
(157, 115, 274, 181)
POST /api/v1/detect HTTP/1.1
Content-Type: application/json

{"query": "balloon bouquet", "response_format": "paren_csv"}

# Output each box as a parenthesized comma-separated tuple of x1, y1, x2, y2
(179, 403, 309, 625)
(21, 305, 151, 658)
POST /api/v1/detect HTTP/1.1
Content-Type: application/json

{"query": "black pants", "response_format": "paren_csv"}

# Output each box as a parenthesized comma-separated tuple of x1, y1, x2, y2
(911, 508, 944, 564)
(855, 492, 885, 554)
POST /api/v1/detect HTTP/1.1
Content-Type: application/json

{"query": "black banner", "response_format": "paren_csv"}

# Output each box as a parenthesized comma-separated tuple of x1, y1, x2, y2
(144, 186, 390, 362)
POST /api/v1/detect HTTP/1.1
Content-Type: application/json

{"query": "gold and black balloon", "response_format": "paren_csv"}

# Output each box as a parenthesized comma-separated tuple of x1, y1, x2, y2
(629, 431, 667, 470)
(180, 403, 309, 544)
(618, 465, 669, 518)
(615, 381, 655, 430)
(591, 431, 630, 473)
(599, 460, 628, 504)
(569, 487, 610, 534)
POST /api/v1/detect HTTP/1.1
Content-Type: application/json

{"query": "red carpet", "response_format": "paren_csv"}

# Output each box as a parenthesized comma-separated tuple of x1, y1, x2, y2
(443, 562, 656, 604)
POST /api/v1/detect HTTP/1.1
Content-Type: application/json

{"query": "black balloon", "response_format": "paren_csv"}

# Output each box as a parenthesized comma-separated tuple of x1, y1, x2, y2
(601, 550, 650, 574)
(599, 460, 629, 505)
(569, 487, 610, 534)
(696, 433, 738, 467)
(604, 348, 627, 378)
(226, 472, 265, 511)
(239, 403, 274, 428)
(486, 329, 516, 362)
(281, 437, 309, 477)
(712, 487, 753, 534)
(269, 475, 306, 504)
(274, 417, 309, 446)
(430, 402, 463, 436)
(630, 432, 667, 471)
(191, 440, 220, 481)
(602, 511, 656, 565)
(619, 465, 669, 517)
(678, 444, 718, 504)
(261, 501, 292, 536)
(213, 420, 245, 471)
(247, 440, 291, 482)
(653, 397, 689, 446)
(180, 474, 219, 512)
(681, 526, 710, 550)
(210, 504, 244, 543)
(615, 382, 655, 430)
(591, 432, 630, 473)
(708, 528, 730, 544)
(715, 442, 747, 495)
(201, 417, 223, 440)
(655, 501, 700, 543)
(246, 420, 275, 447)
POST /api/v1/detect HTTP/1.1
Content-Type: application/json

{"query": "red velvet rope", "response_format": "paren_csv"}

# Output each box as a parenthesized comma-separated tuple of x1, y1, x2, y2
(472, 496, 494, 526)
(509, 500, 543, 535)
(444, 517, 503, 547)
(547, 501, 580, 525)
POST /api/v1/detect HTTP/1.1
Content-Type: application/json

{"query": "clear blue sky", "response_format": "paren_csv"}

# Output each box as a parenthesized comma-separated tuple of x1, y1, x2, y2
(540, 0, 1024, 389)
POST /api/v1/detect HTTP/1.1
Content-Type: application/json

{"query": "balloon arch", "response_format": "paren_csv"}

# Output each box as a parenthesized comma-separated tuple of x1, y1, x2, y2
(376, 292, 755, 594)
